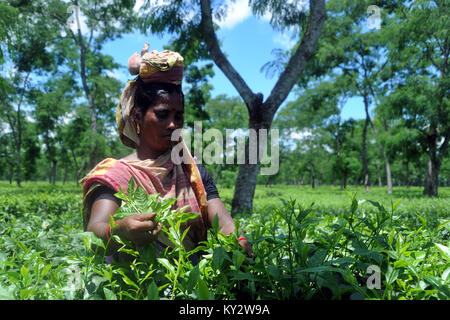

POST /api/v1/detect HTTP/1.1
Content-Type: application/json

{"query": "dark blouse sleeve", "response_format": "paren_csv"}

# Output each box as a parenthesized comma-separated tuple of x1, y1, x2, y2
(90, 185, 122, 207)
(196, 164, 220, 201)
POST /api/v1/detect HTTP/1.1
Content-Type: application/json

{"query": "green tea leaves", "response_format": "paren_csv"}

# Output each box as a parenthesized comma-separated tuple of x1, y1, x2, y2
(158, 258, 176, 276)
(186, 265, 200, 292)
(212, 247, 226, 269)
(434, 243, 450, 262)
(103, 287, 117, 300)
(147, 281, 159, 300)
(197, 278, 210, 300)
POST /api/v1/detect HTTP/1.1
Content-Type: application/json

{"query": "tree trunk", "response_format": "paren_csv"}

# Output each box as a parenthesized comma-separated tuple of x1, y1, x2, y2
(51, 160, 57, 185)
(8, 168, 13, 184)
(231, 113, 271, 213)
(423, 159, 440, 196)
(8, 72, 30, 187)
(73, 0, 99, 169)
(311, 165, 316, 189)
(374, 162, 382, 187)
(422, 35, 448, 196)
(15, 140, 21, 188)
(423, 126, 442, 196)
(63, 167, 67, 184)
(361, 92, 370, 193)
(405, 161, 411, 190)
(385, 158, 393, 194)
(77, 159, 87, 183)
(53, 2, 99, 170)
(367, 113, 393, 194)
(232, 162, 261, 213)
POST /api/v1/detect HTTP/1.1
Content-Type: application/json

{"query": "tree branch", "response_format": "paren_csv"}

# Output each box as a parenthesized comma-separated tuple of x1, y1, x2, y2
(265, 0, 327, 116)
(199, 0, 256, 111)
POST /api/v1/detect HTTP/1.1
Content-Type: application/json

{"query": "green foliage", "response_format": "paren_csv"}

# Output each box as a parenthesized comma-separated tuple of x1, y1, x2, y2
(249, 0, 308, 32)
(0, 182, 448, 300)
(0, 3, 18, 65)
(183, 63, 215, 126)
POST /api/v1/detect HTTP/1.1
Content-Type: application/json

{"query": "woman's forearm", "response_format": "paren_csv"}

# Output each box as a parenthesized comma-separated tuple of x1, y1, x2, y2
(207, 198, 246, 237)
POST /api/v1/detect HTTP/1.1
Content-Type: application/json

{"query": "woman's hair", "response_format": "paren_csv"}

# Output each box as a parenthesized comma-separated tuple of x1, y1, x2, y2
(134, 77, 184, 115)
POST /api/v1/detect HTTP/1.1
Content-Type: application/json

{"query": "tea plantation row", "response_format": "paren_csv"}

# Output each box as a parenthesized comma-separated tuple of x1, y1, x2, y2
(0, 182, 448, 300)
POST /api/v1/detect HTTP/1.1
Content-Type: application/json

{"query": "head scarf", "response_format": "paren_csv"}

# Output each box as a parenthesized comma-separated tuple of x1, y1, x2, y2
(116, 42, 184, 149)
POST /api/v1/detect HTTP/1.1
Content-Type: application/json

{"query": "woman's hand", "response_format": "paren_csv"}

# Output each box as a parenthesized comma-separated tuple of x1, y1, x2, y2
(206, 198, 255, 258)
(238, 238, 255, 258)
(113, 213, 162, 246)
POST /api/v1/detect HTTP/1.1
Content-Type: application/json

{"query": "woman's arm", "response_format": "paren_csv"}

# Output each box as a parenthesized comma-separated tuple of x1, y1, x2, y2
(206, 198, 254, 257)
(87, 198, 162, 255)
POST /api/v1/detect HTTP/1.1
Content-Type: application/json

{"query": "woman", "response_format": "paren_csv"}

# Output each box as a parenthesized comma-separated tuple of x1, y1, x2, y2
(80, 43, 253, 262)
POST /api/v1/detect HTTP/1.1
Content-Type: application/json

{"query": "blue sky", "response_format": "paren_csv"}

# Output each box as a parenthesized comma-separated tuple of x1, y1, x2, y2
(100, 0, 367, 121)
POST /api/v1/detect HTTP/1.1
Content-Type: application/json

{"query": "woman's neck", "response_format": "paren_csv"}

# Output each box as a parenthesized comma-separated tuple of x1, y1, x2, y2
(135, 146, 168, 161)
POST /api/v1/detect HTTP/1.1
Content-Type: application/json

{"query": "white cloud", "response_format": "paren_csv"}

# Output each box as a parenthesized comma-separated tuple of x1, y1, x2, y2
(134, 0, 145, 12)
(61, 111, 76, 126)
(26, 115, 35, 123)
(215, 0, 252, 29)
(290, 129, 312, 141)
(272, 32, 297, 49)
(106, 70, 125, 81)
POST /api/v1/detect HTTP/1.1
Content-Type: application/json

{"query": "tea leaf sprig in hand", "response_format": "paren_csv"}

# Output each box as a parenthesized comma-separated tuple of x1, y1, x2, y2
(110, 178, 199, 244)
(113, 179, 177, 225)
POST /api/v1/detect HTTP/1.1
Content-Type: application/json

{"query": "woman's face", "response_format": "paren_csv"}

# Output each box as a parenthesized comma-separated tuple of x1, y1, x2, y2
(136, 92, 184, 156)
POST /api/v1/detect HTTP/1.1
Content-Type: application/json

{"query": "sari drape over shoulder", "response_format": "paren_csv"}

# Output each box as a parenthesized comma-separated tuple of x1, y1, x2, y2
(80, 139, 209, 252)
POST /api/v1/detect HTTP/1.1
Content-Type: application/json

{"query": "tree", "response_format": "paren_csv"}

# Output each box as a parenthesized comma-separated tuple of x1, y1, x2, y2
(141, 0, 327, 213)
(49, 0, 138, 169)
(0, 2, 17, 66)
(21, 122, 41, 181)
(33, 74, 77, 185)
(183, 63, 215, 127)
(292, 0, 399, 193)
(273, 68, 353, 188)
(381, 0, 449, 196)
(2, 0, 63, 186)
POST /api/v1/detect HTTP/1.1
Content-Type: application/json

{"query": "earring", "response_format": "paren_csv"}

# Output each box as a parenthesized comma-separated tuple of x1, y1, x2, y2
(136, 123, 141, 136)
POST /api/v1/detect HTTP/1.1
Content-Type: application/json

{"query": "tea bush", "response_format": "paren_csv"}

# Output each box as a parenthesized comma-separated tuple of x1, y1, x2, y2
(0, 182, 448, 300)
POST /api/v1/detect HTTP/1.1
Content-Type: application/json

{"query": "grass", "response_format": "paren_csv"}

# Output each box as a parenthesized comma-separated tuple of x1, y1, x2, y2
(221, 184, 450, 216)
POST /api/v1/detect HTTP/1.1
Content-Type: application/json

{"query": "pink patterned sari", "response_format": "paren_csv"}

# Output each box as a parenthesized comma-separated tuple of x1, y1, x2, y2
(80, 146, 209, 252)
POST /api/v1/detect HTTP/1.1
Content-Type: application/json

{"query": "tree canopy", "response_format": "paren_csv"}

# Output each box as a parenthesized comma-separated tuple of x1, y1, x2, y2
(0, 0, 448, 204)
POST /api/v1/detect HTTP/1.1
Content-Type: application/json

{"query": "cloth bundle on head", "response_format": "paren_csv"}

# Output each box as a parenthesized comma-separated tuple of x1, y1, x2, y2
(116, 42, 184, 149)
